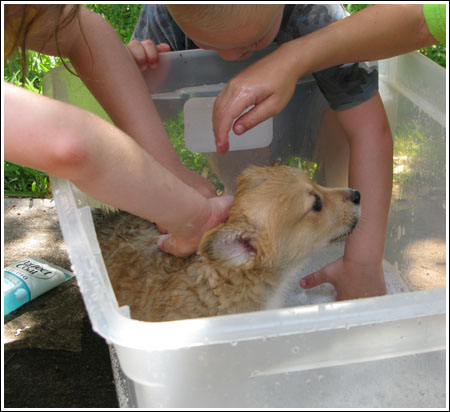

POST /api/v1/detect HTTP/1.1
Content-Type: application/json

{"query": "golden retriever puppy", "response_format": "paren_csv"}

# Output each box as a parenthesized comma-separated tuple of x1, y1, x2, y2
(94, 164, 361, 322)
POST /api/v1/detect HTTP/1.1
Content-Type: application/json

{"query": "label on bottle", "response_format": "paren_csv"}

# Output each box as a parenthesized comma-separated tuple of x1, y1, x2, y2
(4, 257, 73, 300)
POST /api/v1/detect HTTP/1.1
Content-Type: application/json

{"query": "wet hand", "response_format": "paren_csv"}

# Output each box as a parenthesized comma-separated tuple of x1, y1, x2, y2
(212, 48, 298, 154)
(157, 195, 234, 257)
(300, 256, 387, 301)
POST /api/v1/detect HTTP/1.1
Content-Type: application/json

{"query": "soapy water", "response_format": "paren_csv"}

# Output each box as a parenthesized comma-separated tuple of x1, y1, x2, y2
(284, 243, 410, 308)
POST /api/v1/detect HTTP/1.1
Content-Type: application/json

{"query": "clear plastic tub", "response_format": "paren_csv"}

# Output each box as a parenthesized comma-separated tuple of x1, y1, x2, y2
(43, 48, 446, 408)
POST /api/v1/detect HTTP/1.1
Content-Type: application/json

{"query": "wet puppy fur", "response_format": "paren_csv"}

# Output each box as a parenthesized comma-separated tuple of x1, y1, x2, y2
(94, 164, 360, 322)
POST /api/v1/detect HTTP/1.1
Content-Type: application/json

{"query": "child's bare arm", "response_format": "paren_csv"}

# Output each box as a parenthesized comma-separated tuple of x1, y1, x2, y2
(5, 82, 232, 256)
(288, 4, 438, 73)
(212, 47, 298, 154)
(212, 4, 438, 154)
(301, 93, 393, 300)
(26, 5, 216, 198)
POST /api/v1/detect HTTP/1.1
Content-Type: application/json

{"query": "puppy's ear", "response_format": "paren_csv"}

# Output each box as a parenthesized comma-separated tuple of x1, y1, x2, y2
(199, 220, 258, 268)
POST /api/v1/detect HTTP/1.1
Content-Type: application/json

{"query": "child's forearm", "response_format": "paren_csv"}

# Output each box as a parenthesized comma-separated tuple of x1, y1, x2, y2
(345, 131, 393, 266)
(68, 8, 188, 175)
(4, 83, 209, 235)
(29, 6, 193, 184)
(279, 4, 437, 81)
(335, 93, 393, 266)
(299, 93, 392, 299)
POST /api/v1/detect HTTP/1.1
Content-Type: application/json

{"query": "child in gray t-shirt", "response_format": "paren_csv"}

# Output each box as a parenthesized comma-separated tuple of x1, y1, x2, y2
(128, 5, 392, 303)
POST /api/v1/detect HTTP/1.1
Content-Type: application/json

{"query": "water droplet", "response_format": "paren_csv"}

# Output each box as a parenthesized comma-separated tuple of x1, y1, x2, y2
(250, 369, 261, 378)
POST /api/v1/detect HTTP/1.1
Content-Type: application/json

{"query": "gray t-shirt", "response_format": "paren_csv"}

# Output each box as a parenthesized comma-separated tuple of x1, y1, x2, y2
(132, 4, 378, 111)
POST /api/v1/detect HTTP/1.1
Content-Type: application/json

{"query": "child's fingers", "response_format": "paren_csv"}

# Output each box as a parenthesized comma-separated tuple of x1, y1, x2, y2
(157, 234, 196, 257)
(140, 39, 162, 69)
(211, 195, 234, 223)
(156, 43, 171, 53)
(212, 88, 256, 154)
(157, 234, 177, 254)
(127, 39, 149, 71)
(156, 196, 233, 257)
(300, 267, 332, 289)
(232, 97, 280, 136)
(128, 40, 171, 71)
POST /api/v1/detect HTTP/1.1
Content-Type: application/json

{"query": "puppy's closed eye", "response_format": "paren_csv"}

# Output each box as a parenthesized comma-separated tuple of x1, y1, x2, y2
(312, 194, 322, 212)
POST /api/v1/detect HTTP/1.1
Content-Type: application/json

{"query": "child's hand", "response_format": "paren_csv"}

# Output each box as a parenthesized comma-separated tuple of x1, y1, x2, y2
(300, 256, 387, 301)
(127, 39, 171, 71)
(157, 195, 234, 257)
(212, 47, 298, 154)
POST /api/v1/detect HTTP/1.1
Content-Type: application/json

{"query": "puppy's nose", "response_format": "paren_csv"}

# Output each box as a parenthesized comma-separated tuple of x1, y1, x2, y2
(350, 190, 361, 205)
